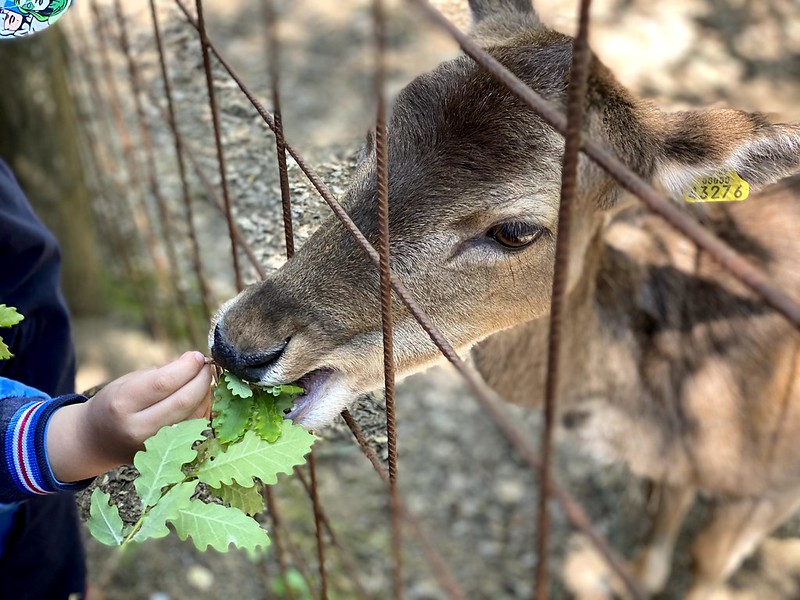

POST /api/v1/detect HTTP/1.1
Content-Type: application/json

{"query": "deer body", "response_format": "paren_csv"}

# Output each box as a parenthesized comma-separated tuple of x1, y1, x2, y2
(211, 1, 800, 596)
(477, 188, 800, 498)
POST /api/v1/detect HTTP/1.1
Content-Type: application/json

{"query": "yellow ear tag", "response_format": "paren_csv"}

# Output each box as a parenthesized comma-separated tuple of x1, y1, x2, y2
(683, 170, 749, 203)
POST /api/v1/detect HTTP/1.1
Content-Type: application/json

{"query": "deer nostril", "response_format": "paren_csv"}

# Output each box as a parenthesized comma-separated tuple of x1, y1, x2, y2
(211, 324, 290, 379)
(237, 339, 290, 370)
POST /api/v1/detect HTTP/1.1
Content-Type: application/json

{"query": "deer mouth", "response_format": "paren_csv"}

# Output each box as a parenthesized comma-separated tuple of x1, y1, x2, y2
(285, 368, 351, 427)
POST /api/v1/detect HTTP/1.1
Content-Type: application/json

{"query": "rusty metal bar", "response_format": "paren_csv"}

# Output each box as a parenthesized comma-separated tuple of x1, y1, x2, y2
(407, 0, 800, 330)
(535, 1, 594, 597)
(342, 411, 468, 600)
(307, 451, 330, 600)
(293, 468, 374, 600)
(113, 0, 202, 347)
(262, 486, 298, 600)
(148, 0, 215, 325)
(264, 0, 295, 259)
(194, 0, 243, 292)
(171, 6, 643, 595)
(372, 0, 403, 598)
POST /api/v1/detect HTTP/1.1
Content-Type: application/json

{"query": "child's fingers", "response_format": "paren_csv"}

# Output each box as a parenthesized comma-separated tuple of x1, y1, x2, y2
(191, 387, 212, 420)
(138, 363, 213, 427)
(123, 351, 207, 412)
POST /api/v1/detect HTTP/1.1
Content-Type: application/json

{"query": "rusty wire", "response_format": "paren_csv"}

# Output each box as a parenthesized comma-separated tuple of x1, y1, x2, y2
(170, 3, 643, 596)
(112, 0, 202, 347)
(261, 486, 299, 600)
(341, 410, 468, 600)
(307, 451, 330, 600)
(148, 0, 215, 325)
(130, 80, 267, 278)
(264, 0, 295, 259)
(535, 0, 594, 597)
(194, 0, 243, 293)
(372, 0, 403, 598)
(293, 468, 374, 600)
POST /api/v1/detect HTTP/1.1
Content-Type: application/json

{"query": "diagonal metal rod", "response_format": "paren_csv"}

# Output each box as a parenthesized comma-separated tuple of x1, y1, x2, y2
(141, 81, 266, 279)
(535, 1, 594, 598)
(172, 4, 643, 596)
(407, 0, 800, 331)
(194, 0, 243, 292)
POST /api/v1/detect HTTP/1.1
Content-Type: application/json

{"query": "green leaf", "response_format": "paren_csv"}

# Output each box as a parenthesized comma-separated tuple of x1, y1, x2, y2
(263, 383, 304, 397)
(87, 489, 125, 546)
(224, 372, 253, 398)
(210, 481, 265, 516)
(212, 383, 255, 445)
(170, 499, 270, 558)
(134, 419, 208, 508)
(193, 436, 223, 464)
(133, 481, 196, 543)
(0, 338, 11, 360)
(0, 305, 23, 328)
(251, 391, 283, 443)
(197, 424, 314, 488)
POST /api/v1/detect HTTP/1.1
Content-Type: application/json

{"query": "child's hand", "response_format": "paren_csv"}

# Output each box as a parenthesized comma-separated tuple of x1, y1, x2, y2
(47, 351, 213, 483)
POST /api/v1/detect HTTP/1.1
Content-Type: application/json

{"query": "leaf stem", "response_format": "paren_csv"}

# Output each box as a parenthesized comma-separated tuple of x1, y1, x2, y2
(119, 515, 144, 552)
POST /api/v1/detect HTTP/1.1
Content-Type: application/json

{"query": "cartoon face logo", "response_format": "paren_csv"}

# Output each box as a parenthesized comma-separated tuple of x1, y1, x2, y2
(1, 0, 72, 38)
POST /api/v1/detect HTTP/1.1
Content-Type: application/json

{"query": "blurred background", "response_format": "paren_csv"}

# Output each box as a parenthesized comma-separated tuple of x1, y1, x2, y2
(1, 0, 799, 598)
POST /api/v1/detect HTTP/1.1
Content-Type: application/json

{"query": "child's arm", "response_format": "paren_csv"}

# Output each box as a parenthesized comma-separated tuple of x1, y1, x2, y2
(0, 351, 211, 502)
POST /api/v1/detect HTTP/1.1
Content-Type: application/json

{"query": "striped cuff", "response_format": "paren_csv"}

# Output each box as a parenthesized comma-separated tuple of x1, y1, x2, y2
(4, 395, 90, 497)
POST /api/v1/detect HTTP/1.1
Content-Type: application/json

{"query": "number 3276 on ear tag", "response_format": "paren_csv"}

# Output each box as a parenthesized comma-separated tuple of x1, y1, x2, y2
(1, 0, 73, 40)
(683, 170, 750, 203)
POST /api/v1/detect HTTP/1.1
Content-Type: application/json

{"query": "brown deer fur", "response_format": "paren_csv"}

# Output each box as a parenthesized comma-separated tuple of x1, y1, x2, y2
(211, 1, 800, 596)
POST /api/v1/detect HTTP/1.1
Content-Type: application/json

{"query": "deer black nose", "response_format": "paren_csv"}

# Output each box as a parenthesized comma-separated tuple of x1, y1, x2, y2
(211, 323, 289, 381)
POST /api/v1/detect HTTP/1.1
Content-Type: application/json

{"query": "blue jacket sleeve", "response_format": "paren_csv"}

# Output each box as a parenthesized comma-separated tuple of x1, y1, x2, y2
(0, 159, 76, 398)
(0, 378, 92, 502)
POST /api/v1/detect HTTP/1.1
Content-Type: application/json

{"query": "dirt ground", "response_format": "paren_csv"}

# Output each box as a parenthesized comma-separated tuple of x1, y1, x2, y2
(62, 0, 800, 598)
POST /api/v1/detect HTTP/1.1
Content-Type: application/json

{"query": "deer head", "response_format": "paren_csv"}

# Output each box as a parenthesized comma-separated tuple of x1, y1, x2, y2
(211, 0, 800, 429)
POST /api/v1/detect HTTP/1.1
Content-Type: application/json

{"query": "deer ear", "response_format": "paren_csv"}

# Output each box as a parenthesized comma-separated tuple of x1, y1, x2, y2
(468, 0, 541, 40)
(469, 0, 535, 22)
(357, 129, 375, 167)
(653, 110, 800, 199)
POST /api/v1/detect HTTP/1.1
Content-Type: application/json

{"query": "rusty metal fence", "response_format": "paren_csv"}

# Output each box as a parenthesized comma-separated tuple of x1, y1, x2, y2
(63, 1, 800, 598)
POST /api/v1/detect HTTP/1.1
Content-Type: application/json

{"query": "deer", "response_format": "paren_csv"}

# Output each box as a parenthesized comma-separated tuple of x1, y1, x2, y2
(209, 0, 800, 597)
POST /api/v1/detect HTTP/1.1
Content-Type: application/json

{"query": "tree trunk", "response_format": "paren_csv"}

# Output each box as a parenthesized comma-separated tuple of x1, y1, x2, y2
(0, 26, 104, 316)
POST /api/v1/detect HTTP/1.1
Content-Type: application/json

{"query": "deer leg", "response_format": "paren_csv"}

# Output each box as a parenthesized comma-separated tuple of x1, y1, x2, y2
(686, 487, 800, 600)
(562, 485, 695, 600)
(631, 483, 697, 594)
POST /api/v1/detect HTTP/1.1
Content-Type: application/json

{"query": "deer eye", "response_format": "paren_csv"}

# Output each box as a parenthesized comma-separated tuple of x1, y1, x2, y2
(486, 222, 544, 250)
